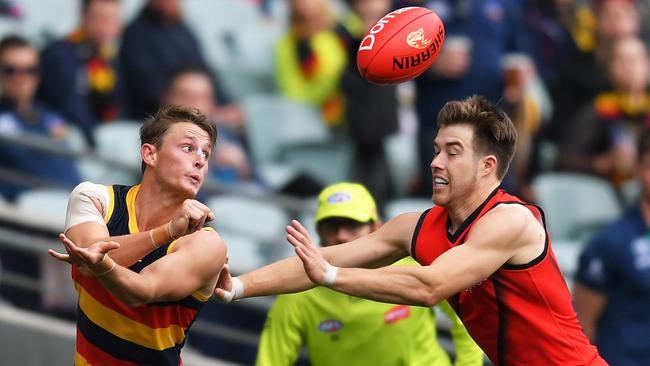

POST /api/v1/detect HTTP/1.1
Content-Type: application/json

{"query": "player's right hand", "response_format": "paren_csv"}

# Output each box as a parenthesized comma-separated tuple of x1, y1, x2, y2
(214, 265, 245, 303)
(168, 199, 215, 239)
(214, 263, 234, 303)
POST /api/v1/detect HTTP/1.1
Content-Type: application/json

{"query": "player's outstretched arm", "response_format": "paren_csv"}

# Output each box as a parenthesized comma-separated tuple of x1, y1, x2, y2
(289, 205, 544, 306)
(215, 213, 419, 302)
(50, 230, 226, 307)
(64, 182, 214, 267)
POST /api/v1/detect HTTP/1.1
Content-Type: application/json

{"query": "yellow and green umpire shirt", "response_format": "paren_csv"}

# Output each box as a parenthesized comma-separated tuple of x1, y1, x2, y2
(256, 258, 484, 366)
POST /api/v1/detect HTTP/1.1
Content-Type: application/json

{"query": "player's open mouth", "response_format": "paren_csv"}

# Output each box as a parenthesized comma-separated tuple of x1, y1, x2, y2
(433, 177, 448, 187)
(188, 175, 201, 184)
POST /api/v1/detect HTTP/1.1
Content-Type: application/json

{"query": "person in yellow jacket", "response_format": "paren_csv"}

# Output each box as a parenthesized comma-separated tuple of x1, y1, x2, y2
(274, 0, 347, 127)
(255, 182, 484, 366)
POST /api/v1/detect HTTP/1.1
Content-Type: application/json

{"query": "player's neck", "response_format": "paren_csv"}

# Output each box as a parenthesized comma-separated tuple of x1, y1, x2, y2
(135, 175, 189, 230)
(447, 180, 501, 233)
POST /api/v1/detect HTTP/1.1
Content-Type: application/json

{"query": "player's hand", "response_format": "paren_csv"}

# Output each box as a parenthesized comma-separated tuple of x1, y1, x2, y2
(48, 233, 119, 273)
(286, 220, 332, 285)
(214, 263, 233, 302)
(169, 199, 215, 239)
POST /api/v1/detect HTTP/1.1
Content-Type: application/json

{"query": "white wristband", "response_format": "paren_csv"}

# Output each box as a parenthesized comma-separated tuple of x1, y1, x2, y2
(220, 277, 245, 303)
(323, 264, 338, 287)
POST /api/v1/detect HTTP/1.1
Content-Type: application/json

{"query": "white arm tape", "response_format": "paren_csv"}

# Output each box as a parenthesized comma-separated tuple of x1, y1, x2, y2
(219, 277, 245, 303)
(64, 182, 110, 231)
(323, 264, 338, 287)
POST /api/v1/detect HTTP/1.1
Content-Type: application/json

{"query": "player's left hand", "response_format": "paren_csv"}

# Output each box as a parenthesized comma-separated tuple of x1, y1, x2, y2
(286, 220, 331, 285)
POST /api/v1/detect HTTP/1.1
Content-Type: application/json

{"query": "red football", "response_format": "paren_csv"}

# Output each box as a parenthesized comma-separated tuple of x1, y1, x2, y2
(357, 7, 445, 84)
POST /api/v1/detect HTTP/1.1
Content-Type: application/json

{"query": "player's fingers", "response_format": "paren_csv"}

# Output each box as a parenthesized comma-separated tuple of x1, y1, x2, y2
(286, 233, 304, 249)
(97, 241, 120, 253)
(291, 220, 312, 242)
(286, 225, 307, 245)
(47, 249, 73, 263)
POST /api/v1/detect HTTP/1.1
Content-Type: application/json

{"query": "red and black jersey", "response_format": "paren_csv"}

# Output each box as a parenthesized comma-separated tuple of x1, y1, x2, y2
(412, 189, 607, 366)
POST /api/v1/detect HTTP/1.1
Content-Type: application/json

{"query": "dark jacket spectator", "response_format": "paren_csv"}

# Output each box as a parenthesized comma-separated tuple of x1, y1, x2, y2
(120, 0, 225, 119)
(39, 0, 125, 145)
(0, 35, 80, 200)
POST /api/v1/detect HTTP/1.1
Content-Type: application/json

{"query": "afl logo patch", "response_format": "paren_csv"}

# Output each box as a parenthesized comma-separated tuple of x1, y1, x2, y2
(327, 192, 352, 204)
(318, 319, 343, 333)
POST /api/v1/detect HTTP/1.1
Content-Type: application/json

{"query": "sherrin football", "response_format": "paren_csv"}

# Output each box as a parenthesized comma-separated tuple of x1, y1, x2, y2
(357, 7, 445, 84)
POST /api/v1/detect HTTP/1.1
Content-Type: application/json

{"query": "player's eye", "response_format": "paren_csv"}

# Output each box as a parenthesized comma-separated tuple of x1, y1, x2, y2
(181, 145, 192, 153)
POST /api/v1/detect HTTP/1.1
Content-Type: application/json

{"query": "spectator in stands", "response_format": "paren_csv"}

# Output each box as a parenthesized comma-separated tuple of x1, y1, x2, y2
(275, 0, 347, 128)
(0, 35, 80, 201)
(336, 0, 398, 210)
(549, 0, 642, 144)
(405, 0, 527, 197)
(256, 182, 484, 366)
(120, 0, 236, 121)
(557, 35, 650, 188)
(163, 66, 263, 192)
(574, 126, 650, 366)
(38, 0, 125, 146)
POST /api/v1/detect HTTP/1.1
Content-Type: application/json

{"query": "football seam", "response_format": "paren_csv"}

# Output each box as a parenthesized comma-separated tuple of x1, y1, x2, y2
(363, 9, 434, 77)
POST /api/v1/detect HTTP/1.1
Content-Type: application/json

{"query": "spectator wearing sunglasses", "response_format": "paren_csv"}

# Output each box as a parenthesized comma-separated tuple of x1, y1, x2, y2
(0, 35, 81, 201)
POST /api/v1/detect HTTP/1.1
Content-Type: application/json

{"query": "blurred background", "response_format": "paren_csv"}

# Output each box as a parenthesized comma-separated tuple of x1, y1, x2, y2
(0, 0, 648, 365)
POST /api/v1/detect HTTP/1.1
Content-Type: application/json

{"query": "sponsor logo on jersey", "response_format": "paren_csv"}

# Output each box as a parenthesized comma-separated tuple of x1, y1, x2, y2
(384, 305, 411, 324)
(318, 319, 343, 333)
(406, 28, 431, 49)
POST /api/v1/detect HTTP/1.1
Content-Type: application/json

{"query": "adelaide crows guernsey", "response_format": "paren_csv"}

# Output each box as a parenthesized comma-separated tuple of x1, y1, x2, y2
(411, 189, 606, 366)
(72, 185, 210, 365)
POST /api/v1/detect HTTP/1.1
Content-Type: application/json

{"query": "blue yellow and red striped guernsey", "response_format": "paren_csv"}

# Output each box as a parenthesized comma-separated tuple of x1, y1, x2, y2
(72, 184, 210, 365)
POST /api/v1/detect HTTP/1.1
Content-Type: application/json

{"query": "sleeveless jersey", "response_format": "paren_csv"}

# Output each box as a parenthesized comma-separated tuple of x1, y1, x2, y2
(72, 185, 210, 365)
(411, 189, 607, 366)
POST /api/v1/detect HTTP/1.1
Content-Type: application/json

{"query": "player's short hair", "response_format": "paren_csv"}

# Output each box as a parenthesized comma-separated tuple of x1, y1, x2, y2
(437, 95, 517, 180)
(637, 128, 650, 159)
(139, 105, 217, 172)
(0, 34, 32, 58)
(82, 0, 118, 13)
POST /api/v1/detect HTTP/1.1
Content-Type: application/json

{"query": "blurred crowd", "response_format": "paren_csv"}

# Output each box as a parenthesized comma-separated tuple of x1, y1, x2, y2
(2, 0, 650, 210)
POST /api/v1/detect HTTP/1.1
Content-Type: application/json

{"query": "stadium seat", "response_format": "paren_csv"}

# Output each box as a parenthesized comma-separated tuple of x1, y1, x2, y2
(552, 239, 583, 279)
(216, 231, 266, 274)
(183, 0, 279, 99)
(93, 121, 142, 185)
(384, 198, 433, 220)
(20, 0, 78, 45)
(532, 173, 622, 242)
(384, 132, 418, 197)
(15, 188, 71, 231)
(242, 95, 330, 165)
(281, 139, 353, 185)
(205, 195, 289, 245)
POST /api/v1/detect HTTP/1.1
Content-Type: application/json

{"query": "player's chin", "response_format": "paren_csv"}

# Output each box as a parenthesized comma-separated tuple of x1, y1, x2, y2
(431, 188, 449, 205)
(179, 180, 201, 198)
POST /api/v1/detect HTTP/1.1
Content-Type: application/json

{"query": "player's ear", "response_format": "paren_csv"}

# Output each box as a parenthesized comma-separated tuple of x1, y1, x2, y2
(141, 143, 157, 169)
(480, 154, 497, 177)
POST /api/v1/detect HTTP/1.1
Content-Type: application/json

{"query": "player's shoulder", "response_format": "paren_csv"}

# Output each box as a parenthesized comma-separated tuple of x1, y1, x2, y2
(474, 203, 541, 242)
(71, 181, 108, 195)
